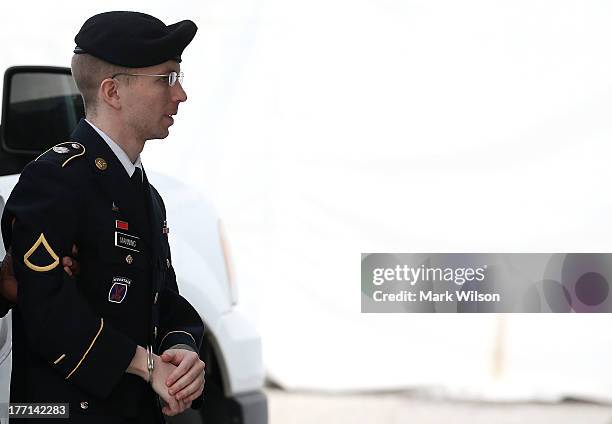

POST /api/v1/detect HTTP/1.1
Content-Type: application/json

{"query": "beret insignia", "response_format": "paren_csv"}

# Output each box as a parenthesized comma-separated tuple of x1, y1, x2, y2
(23, 233, 60, 272)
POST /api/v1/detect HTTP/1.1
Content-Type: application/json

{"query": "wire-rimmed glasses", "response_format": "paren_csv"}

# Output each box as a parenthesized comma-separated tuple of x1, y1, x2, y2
(111, 71, 184, 87)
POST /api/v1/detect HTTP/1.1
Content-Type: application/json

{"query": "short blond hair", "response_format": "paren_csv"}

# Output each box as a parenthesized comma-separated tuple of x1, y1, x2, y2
(70, 54, 132, 116)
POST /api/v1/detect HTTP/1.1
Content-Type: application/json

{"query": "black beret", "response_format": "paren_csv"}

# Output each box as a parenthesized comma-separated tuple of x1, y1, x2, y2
(74, 11, 197, 68)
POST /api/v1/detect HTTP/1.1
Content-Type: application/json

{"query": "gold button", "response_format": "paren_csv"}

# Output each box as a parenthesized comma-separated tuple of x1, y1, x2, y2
(154, 292, 159, 304)
(95, 158, 107, 170)
(80, 401, 88, 410)
(166, 258, 170, 269)
(125, 255, 133, 264)
(154, 326, 158, 338)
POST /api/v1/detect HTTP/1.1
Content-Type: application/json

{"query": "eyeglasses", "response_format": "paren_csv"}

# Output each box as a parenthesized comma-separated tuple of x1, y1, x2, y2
(111, 71, 184, 87)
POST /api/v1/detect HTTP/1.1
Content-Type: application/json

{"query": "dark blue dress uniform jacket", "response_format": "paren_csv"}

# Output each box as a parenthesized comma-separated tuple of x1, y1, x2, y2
(0, 119, 204, 422)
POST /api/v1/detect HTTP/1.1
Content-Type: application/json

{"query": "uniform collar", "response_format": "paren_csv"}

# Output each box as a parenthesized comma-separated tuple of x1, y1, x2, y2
(84, 119, 143, 181)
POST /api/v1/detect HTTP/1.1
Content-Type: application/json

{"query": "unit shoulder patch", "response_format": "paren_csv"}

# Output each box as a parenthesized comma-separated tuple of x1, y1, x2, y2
(23, 233, 60, 272)
(35, 142, 86, 168)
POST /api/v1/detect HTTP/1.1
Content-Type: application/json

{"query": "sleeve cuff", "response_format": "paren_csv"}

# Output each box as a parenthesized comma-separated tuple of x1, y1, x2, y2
(158, 330, 198, 354)
(167, 343, 196, 352)
(63, 320, 137, 399)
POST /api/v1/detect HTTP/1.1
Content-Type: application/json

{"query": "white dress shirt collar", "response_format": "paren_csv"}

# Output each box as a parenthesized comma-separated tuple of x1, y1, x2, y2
(84, 119, 143, 180)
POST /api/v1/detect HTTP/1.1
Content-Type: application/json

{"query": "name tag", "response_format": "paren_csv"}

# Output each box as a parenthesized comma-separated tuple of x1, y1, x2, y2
(114, 231, 140, 252)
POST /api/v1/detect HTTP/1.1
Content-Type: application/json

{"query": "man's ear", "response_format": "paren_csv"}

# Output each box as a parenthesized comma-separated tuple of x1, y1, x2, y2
(99, 78, 121, 110)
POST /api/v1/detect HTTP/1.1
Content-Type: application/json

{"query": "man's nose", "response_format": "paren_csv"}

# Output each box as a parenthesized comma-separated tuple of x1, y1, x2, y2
(172, 81, 187, 103)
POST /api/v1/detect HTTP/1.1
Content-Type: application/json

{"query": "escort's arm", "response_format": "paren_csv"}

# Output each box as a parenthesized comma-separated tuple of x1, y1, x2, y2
(0, 253, 16, 317)
(0, 296, 11, 318)
(3, 159, 137, 399)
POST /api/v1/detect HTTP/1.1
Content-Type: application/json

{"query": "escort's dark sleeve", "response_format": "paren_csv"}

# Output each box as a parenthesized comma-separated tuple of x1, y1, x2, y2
(4, 160, 138, 399)
(0, 246, 17, 318)
(0, 253, 13, 317)
(0, 298, 12, 318)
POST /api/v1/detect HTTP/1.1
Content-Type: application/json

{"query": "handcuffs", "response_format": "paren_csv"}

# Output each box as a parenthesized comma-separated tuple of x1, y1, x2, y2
(146, 345, 155, 384)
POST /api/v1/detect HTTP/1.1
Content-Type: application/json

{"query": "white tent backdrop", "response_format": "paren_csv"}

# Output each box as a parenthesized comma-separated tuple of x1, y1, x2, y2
(2, 0, 612, 400)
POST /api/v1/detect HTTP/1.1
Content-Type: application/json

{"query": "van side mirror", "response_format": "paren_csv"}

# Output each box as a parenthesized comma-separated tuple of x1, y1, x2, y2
(1, 66, 84, 155)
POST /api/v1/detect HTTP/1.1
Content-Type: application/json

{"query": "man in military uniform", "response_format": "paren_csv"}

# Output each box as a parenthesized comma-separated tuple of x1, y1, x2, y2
(1, 11, 206, 423)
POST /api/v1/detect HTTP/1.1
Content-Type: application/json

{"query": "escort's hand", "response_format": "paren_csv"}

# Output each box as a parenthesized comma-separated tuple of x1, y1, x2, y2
(161, 349, 206, 403)
(62, 244, 80, 277)
(150, 355, 190, 416)
(0, 252, 17, 303)
(0, 244, 80, 303)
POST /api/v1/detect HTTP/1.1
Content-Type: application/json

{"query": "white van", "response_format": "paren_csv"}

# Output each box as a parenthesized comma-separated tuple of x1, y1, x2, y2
(0, 66, 267, 424)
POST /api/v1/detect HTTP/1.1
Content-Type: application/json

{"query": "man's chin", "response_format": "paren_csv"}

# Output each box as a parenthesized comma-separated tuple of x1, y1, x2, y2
(148, 129, 171, 141)
(160, 123, 172, 138)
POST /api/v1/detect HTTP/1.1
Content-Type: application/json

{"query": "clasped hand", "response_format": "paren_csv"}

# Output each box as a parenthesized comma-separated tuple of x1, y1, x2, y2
(151, 349, 205, 416)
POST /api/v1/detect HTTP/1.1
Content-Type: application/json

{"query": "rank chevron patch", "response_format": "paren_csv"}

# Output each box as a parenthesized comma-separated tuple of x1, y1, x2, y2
(23, 233, 60, 272)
